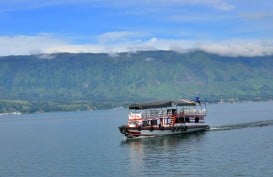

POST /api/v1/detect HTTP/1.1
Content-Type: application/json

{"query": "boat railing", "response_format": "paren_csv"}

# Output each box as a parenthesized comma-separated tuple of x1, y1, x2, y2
(129, 107, 207, 120)
(179, 108, 207, 116)
(141, 111, 167, 119)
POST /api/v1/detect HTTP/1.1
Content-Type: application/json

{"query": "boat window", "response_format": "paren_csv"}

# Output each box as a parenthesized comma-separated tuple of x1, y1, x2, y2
(177, 117, 185, 123)
(142, 121, 149, 126)
(151, 119, 157, 125)
(164, 118, 170, 124)
(167, 109, 172, 116)
(172, 109, 177, 115)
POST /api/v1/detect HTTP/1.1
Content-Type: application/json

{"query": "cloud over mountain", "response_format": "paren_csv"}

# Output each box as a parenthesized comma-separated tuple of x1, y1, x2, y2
(1, 34, 273, 57)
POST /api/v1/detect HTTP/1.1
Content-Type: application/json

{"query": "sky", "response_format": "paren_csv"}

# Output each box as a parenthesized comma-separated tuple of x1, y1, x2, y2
(0, 0, 273, 56)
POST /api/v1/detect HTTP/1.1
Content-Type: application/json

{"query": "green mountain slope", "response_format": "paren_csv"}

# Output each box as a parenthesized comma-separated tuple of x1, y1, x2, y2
(0, 50, 273, 112)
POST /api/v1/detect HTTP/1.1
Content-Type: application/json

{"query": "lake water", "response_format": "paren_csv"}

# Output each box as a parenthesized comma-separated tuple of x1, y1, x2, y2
(0, 101, 273, 177)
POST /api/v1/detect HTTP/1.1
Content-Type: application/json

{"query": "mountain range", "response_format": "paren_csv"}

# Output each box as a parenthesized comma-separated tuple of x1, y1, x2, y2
(1, 50, 273, 113)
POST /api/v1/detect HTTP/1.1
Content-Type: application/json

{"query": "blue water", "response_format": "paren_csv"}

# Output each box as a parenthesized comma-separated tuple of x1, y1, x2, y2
(0, 101, 273, 177)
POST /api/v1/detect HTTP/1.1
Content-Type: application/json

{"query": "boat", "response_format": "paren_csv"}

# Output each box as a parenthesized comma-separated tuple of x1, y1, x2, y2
(118, 99, 210, 139)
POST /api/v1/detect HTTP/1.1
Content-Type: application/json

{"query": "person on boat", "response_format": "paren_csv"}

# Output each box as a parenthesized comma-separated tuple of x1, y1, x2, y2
(195, 97, 201, 105)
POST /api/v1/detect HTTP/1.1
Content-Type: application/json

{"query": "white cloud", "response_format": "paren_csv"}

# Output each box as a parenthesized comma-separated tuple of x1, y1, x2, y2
(0, 34, 273, 57)
(174, 0, 234, 11)
(0, 34, 65, 56)
(240, 12, 273, 21)
(45, 44, 106, 53)
(195, 40, 273, 57)
(0, 0, 234, 14)
(97, 31, 145, 44)
(104, 0, 234, 11)
(154, 39, 273, 57)
(209, 0, 234, 11)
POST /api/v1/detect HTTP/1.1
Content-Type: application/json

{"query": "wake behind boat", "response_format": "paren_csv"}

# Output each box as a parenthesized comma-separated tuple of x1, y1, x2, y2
(119, 99, 210, 139)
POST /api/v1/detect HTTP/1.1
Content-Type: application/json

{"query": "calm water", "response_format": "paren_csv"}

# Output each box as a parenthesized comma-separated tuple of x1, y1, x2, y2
(0, 101, 273, 177)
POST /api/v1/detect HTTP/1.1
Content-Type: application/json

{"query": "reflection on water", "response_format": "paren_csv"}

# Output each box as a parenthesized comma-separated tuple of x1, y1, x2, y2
(121, 132, 206, 147)
(120, 132, 207, 176)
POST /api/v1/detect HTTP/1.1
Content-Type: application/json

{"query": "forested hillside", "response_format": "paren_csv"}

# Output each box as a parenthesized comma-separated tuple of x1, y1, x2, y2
(1, 50, 273, 113)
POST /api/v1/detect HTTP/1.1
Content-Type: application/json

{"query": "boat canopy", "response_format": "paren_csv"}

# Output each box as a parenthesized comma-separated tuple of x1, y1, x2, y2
(129, 100, 196, 110)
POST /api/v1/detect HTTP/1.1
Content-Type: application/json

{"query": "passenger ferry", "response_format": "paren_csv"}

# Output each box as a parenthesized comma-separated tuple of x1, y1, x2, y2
(118, 99, 209, 139)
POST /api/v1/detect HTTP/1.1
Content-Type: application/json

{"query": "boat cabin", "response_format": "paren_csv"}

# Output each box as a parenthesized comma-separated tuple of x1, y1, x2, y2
(127, 100, 207, 128)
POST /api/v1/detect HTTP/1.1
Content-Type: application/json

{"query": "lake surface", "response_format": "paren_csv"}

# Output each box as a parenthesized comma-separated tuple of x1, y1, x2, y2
(0, 101, 273, 177)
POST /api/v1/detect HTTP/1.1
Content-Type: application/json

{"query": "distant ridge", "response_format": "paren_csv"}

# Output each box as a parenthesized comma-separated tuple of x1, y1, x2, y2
(0, 50, 273, 112)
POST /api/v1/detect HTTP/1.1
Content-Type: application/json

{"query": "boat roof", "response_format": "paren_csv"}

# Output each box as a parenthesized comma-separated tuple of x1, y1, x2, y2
(129, 100, 196, 110)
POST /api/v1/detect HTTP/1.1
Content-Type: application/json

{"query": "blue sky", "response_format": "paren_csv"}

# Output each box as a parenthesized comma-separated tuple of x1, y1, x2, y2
(0, 0, 273, 56)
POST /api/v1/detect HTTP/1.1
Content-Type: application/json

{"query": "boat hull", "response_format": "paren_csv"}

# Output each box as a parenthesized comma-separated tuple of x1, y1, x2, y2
(119, 124, 210, 139)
